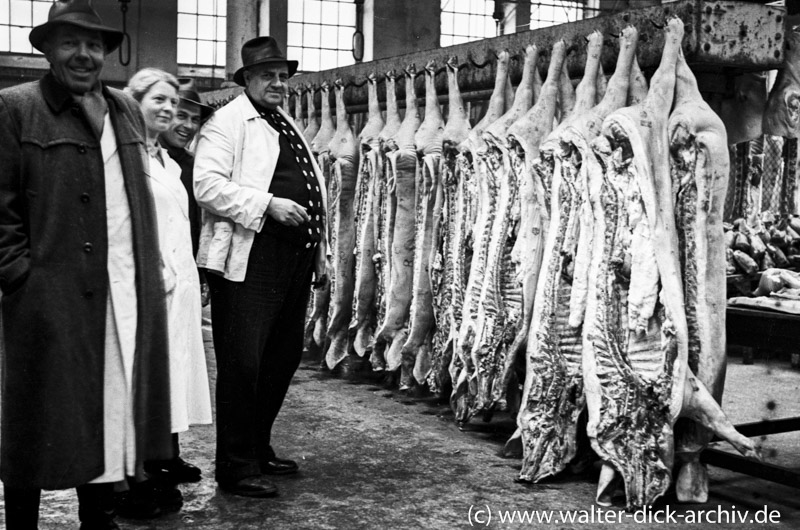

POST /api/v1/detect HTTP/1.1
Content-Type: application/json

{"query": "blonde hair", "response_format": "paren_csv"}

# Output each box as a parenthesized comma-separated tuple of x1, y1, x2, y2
(125, 68, 179, 103)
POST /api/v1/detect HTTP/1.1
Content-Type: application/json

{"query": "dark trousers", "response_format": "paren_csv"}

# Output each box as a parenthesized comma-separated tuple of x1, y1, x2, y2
(207, 230, 314, 483)
(4, 483, 115, 529)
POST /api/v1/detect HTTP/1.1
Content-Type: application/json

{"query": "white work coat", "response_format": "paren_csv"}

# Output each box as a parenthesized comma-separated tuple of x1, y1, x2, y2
(149, 145, 212, 432)
(193, 94, 328, 282)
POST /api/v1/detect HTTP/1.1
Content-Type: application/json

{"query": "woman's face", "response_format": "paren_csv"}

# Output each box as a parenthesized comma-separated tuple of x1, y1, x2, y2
(141, 80, 179, 137)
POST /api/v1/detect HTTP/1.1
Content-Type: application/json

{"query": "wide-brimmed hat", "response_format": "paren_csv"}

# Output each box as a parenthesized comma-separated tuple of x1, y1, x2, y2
(177, 78, 215, 122)
(233, 36, 298, 87)
(29, 0, 124, 54)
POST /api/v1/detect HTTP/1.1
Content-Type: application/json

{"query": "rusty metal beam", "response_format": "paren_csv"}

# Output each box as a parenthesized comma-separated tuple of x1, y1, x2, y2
(282, 0, 783, 113)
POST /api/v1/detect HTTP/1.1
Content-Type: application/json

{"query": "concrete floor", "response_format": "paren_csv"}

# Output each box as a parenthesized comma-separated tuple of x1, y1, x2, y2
(12, 316, 800, 529)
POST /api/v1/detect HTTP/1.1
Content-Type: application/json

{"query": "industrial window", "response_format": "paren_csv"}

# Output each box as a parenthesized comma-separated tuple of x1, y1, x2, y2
(440, 0, 497, 47)
(0, 0, 50, 54)
(177, 0, 226, 70)
(287, 0, 357, 73)
(530, 1, 596, 29)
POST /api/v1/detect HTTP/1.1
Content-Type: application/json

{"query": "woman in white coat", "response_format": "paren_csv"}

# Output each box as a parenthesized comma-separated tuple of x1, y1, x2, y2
(123, 68, 212, 515)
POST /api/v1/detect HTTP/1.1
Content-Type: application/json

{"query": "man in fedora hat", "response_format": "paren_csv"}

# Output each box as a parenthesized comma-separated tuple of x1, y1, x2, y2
(0, 1, 172, 527)
(160, 78, 214, 259)
(194, 36, 328, 498)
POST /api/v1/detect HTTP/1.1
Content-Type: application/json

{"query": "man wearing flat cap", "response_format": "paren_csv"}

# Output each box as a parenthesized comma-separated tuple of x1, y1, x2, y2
(0, 0, 172, 527)
(194, 36, 328, 498)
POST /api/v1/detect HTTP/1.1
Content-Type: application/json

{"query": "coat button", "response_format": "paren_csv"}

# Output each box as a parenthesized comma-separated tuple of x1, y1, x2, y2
(80, 193, 90, 203)
(83, 242, 93, 253)
(78, 144, 87, 154)
(305, 242, 311, 249)
(84, 289, 93, 299)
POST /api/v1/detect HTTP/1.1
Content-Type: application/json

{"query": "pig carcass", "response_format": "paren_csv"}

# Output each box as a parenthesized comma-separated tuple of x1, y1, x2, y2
(470, 44, 542, 418)
(325, 80, 359, 369)
(349, 73, 385, 358)
(303, 83, 320, 145)
(430, 56, 472, 394)
(498, 40, 569, 415)
(371, 71, 403, 371)
(450, 50, 513, 421)
(584, 19, 758, 509)
(400, 60, 444, 388)
(376, 65, 421, 383)
(304, 83, 336, 353)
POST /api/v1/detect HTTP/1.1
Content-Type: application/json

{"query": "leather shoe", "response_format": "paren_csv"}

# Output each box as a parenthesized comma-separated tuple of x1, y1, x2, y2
(146, 457, 202, 484)
(260, 457, 299, 475)
(218, 476, 278, 498)
(114, 485, 161, 520)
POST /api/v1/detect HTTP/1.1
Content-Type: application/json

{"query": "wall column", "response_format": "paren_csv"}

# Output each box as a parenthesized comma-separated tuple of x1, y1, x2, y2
(225, 0, 258, 84)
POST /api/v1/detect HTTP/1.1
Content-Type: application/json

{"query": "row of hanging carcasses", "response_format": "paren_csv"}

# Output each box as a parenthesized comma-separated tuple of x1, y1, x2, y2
(287, 19, 766, 509)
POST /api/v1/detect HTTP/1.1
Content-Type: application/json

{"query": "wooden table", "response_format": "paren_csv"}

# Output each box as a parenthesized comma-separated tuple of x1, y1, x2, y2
(726, 305, 800, 366)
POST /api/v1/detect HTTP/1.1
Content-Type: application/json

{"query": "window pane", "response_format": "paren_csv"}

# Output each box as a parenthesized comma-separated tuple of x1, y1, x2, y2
(197, 15, 214, 38)
(337, 2, 356, 27)
(177, 38, 196, 64)
(197, 0, 214, 15)
(0, 1, 8, 25)
(441, 12, 453, 34)
(0, 25, 8, 50)
(177, 14, 196, 39)
(288, 0, 302, 22)
(338, 50, 354, 67)
(215, 41, 226, 67)
(287, 22, 303, 46)
(216, 16, 225, 39)
(469, 15, 483, 37)
(304, 0, 321, 24)
(216, 0, 227, 15)
(485, 17, 495, 37)
(306, 24, 321, 48)
(177, 0, 196, 13)
(10, 0, 30, 26)
(453, 13, 469, 35)
(441, 34, 453, 47)
(337, 27, 350, 50)
(32, 1, 48, 24)
(320, 49, 337, 70)
(9, 26, 29, 52)
(320, 24, 338, 49)
(302, 47, 320, 72)
(287, 45, 302, 63)
(197, 40, 214, 64)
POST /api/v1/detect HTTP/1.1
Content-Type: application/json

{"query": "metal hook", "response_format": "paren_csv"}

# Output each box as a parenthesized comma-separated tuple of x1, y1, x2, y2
(118, 0, 131, 66)
(649, 16, 666, 29)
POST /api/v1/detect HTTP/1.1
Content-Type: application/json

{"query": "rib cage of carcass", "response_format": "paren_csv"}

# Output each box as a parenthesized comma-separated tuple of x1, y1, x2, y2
(293, 13, 762, 510)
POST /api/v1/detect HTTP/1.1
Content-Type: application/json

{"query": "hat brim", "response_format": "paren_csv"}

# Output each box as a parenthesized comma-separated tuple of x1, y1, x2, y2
(30, 20, 124, 54)
(179, 97, 215, 122)
(233, 59, 299, 86)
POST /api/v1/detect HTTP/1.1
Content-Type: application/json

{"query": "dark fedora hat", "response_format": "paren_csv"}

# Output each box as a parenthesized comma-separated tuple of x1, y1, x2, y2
(177, 78, 215, 122)
(29, 0, 124, 53)
(233, 36, 298, 87)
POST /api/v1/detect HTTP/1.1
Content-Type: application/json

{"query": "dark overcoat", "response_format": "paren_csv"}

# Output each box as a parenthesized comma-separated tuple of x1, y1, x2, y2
(0, 73, 172, 489)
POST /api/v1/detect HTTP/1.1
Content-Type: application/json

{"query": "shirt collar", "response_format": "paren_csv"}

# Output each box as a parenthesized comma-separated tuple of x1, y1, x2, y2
(245, 91, 280, 118)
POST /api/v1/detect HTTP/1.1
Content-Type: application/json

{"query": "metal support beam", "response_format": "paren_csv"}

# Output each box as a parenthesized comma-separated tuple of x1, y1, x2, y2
(701, 449, 800, 489)
(287, 0, 784, 112)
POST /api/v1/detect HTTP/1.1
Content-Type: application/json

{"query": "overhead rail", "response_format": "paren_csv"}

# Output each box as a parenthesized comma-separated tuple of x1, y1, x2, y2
(283, 0, 784, 113)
